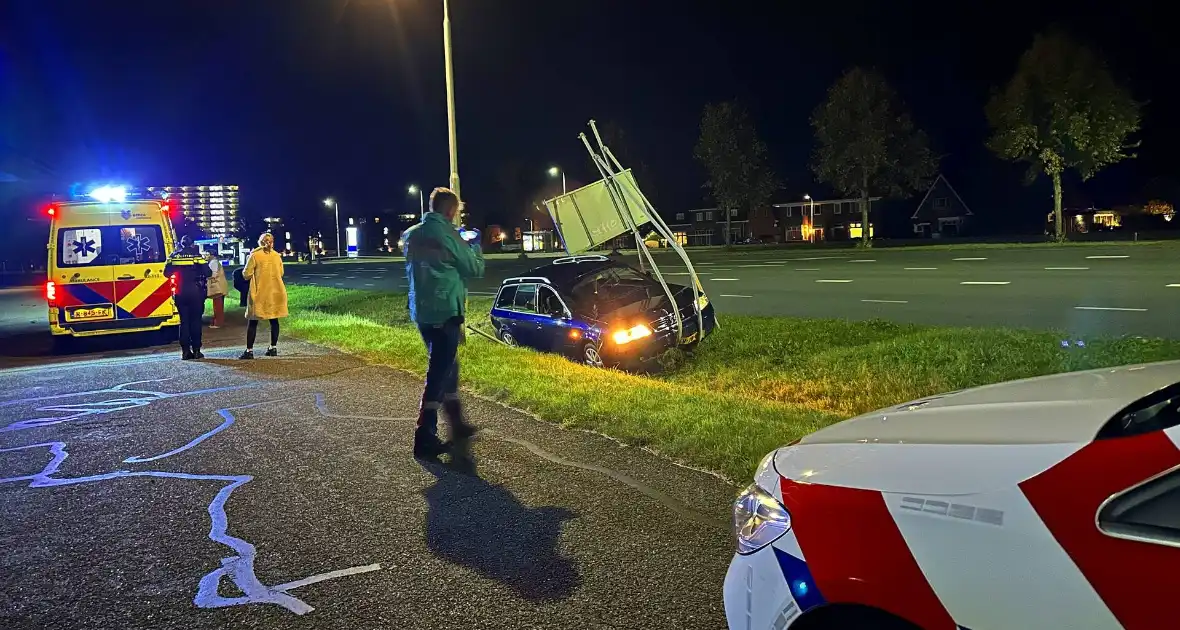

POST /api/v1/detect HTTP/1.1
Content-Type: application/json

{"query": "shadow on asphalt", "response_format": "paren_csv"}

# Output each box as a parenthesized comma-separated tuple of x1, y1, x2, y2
(420, 461, 581, 602)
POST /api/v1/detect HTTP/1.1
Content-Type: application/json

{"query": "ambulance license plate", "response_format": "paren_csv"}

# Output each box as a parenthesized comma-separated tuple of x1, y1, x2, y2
(66, 305, 115, 322)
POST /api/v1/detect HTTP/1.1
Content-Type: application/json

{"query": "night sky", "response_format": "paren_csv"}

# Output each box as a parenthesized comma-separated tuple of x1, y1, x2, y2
(1, 0, 1172, 235)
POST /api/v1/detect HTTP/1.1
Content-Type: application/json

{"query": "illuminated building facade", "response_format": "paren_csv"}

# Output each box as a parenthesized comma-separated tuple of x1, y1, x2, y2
(147, 185, 241, 237)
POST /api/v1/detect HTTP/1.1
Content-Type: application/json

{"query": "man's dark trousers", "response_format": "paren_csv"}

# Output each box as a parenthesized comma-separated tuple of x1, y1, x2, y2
(416, 317, 462, 442)
(177, 298, 205, 351)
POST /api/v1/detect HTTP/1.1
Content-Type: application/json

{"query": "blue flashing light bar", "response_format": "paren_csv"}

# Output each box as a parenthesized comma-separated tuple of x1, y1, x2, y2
(66, 185, 164, 203)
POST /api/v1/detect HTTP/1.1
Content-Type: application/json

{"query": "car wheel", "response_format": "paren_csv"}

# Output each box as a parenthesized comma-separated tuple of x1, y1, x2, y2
(582, 342, 604, 368)
(792, 605, 919, 630)
(500, 329, 518, 347)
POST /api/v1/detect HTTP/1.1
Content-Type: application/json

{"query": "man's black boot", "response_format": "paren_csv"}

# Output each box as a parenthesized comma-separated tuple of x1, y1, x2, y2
(413, 423, 448, 461)
(181, 346, 194, 360)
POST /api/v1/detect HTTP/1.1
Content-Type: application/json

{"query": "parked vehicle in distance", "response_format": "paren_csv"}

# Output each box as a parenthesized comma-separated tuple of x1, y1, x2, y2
(489, 255, 715, 368)
(724, 360, 1180, 630)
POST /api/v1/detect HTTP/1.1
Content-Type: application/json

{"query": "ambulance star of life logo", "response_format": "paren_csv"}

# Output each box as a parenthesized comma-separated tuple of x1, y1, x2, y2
(125, 234, 153, 256)
(73, 237, 97, 257)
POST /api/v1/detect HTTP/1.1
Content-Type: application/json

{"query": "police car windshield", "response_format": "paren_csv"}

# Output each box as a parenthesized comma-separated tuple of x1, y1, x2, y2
(58, 226, 166, 267)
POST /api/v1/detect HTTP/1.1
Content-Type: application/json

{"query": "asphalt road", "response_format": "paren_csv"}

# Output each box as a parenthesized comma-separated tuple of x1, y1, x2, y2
(0, 332, 735, 628)
(286, 244, 1180, 338)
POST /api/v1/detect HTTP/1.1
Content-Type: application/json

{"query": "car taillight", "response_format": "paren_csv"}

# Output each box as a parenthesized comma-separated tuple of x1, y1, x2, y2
(44, 203, 59, 218)
(169, 273, 178, 295)
(46, 281, 57, 304)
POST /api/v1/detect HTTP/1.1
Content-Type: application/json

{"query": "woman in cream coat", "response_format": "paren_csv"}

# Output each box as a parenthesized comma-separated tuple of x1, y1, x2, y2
(239, 233, 288, 359)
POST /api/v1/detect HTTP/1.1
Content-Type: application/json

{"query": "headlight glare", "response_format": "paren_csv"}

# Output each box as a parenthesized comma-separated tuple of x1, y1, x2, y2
(733, 483, 791, 554)
(612, 323, 653, 345)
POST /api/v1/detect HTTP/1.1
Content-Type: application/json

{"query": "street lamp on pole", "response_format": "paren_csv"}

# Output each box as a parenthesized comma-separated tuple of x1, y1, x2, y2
(548, 166, 566, 195)
(408, 185, 424, 218)
(443, 0, 461, 224)
(803, 194, 815, 243)
(323, 197, 341, 257)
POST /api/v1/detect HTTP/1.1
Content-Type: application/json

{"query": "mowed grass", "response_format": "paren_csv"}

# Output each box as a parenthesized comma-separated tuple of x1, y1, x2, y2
(283, 286, 1180, 481)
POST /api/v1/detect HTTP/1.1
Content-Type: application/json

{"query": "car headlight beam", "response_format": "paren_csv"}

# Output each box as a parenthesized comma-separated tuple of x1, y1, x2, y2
(733, 483, 791, 555)
(612, 323, 652, 345)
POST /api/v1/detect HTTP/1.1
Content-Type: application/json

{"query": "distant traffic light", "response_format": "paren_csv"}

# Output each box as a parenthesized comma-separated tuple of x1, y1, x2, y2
(514, 227, 522, 241)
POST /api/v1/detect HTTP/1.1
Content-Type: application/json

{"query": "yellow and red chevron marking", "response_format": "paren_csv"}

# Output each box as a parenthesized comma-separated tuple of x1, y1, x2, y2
(115, 278, 175, 319)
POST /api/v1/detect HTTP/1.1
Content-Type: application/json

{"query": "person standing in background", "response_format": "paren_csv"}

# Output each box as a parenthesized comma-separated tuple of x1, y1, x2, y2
(164, 235, 211, 360)
(205, 250, 228, 329)
(239, 233, 289, 359)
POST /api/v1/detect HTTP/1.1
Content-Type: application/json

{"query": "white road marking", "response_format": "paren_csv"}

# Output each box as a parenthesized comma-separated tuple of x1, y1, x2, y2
(849, 259, 876, 263)
(711, 268, 733, 271)
(953, 257, 987, 261)
(861, 299, 909, 304)
(1075, 306, 1147, 312)
(1168, 284, 1180, 288)
(738, 264, 783, 268)
(364, 283, 375, 287)
(1045, 267, 1090, 270)
(697, 262, 716, 265)
(335, 282, 346, 286)
(711, 278, 740, 281)
(905, 267, 938, 270)
(960, 281, 1010, 285)
(816, 279, 853, 283)
(795, 268, 821, 271)
(1085, 255, 1130, 259)
(720, 294, 753, 298)
(783, 256, 841, 261)
(275, 564, 383, 592)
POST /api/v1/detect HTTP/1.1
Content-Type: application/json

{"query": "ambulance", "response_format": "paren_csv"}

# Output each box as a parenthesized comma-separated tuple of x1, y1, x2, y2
(45, 186, 180, 341)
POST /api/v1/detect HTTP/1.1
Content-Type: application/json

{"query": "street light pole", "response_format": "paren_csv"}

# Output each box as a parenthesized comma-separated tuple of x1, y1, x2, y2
(323, 198, 341, 257)
(409, 185, 424, 218)
(803, 194, 814, 244)
(548, 166, 566, 195)
(443, 0, 461, 223)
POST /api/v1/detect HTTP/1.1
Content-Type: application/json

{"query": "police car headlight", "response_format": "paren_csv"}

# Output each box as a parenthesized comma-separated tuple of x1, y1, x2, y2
(733, 483, 791, 555)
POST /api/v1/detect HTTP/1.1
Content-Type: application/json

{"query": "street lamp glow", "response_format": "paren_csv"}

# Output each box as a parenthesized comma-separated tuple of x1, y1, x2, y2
(407, 185, 419, 195)
(408, 184, 425, 217)
(323, 198, 334, 207)
(803, 194, 811, 201)
(548, 166, 567, 195)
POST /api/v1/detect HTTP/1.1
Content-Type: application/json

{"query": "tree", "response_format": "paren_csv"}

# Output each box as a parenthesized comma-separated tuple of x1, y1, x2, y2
(1144, 199, 1175, 221)
(811, 67, 938, 247)
(693, 101, 778, 245)
(986, 30, 1141, 240)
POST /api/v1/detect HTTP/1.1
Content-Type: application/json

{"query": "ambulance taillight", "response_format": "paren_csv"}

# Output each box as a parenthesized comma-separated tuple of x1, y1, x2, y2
(44, 203, 59, 218)
(46, 281, 57, 305)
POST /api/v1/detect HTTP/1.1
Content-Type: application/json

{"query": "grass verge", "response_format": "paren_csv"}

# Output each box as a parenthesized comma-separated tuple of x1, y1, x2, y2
(283, 286, 1180, 481)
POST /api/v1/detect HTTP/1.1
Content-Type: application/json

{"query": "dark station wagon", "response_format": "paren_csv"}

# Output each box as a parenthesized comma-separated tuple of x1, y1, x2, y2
(489, 255, 716, 368)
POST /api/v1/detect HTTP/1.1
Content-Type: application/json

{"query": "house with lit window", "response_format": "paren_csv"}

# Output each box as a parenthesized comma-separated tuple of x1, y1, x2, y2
(911, 175, 972, 238)
(773, 197, 881, 242)
(663, 206, 777, 245)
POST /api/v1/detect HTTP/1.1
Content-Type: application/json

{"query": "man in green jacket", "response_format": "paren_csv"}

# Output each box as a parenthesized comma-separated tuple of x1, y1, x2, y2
(402, 187, 486, 462)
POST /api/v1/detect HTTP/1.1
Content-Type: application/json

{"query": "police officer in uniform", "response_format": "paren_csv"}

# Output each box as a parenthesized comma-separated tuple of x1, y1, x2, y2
(164, 235, 211, 360)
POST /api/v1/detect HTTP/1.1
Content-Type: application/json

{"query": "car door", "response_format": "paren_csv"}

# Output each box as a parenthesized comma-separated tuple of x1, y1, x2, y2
(54, 224, 118, 327)
(507, 283, 540, 348)
(532, 285, 570, 354)
(110, 223, 173, 322)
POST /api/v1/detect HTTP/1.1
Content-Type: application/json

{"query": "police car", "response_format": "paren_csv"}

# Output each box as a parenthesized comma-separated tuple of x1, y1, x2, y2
(45, 186, 180, 341)
(725, 360, 1180, 630)
(490, 255, 715, 368)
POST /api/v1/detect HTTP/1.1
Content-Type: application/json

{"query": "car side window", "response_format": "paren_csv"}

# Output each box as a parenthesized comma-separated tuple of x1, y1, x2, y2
(513, 284, 537, 312)
(1099, 468, 1180, 546)
(538, 286, 564, 317)
(495, 285, 517, 309)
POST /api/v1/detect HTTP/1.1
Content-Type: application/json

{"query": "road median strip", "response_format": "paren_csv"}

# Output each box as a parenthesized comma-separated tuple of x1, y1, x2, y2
(282, 286, 1180, 481)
